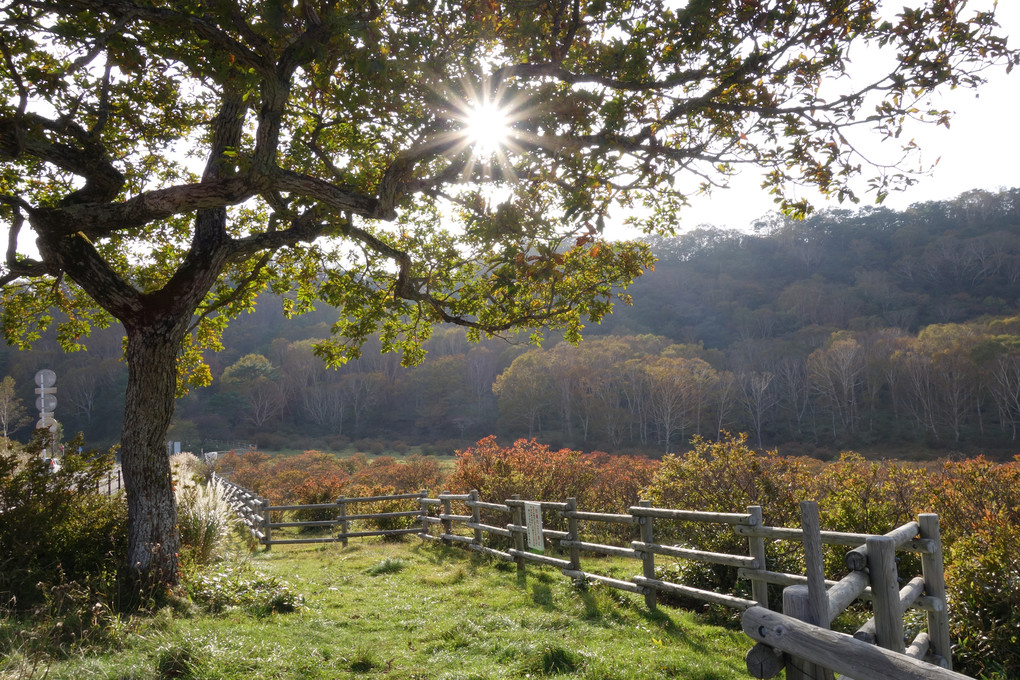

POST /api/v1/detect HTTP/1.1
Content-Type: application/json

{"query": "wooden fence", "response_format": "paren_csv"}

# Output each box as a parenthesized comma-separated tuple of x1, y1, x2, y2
(212, 473, 424, 546)
(214, 478, 960, 680)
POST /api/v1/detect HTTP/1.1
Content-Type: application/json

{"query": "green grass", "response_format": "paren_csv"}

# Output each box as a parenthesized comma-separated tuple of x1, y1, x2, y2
(5, 540, 751, 680)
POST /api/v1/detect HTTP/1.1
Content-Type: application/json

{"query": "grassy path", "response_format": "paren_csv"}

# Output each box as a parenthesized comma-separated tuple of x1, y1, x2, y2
(35, 540, 751, 679)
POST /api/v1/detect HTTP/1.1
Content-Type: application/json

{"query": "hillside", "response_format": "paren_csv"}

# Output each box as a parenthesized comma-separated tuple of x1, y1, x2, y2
(1, 187, 1018, 456)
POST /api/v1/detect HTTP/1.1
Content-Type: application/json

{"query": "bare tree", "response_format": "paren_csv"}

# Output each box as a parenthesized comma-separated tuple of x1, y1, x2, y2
(739, 371, 778, 448)
(0, 376, 29, 453)
(989, 355, 1020, 440)
(808, 338, 865, 439)
(244, 379, 288, 429)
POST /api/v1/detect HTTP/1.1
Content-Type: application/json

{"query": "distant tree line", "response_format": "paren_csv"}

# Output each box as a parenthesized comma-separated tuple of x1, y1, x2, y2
(2, 188, 1018, 456)
(493, 322, 1020, 453)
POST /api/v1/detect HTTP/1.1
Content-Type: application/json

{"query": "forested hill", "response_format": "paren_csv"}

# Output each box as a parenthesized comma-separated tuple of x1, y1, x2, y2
(599, 187, 1020, 346)
(2, 188, 1018, 457)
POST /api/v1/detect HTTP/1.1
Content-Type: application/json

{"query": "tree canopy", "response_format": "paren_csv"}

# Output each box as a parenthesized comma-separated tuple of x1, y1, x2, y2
(0, 0, 1015, 588)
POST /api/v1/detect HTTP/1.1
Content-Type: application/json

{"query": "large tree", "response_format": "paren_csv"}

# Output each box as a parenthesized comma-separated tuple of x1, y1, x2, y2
(0, 1, 1015, 588)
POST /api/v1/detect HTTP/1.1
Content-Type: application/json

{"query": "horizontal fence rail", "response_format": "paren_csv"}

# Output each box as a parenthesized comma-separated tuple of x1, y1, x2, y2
(213, 477, 957, 680)
(211, 474, 426, 547)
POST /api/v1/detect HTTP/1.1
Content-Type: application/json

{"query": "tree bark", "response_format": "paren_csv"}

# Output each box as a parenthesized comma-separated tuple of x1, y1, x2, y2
(120, 317, 188, 588)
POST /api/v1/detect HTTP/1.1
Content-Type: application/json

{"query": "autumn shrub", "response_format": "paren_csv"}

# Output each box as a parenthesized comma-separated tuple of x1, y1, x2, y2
(943, 510, 1020, 679)
(914, 456, 1020, 677)
(0, 436, 127, 611)
(645, 433, 811, 598)
(349, 454, 443, 492)
(584, 452, 659, 514)
(337, 451, 370, 475)
(810, 452, 929, 576)
(921, 456, 1020, 545)
(220, 449, 271, 495)
(450, 436, 596, 508)
(220, 449, 364, 505)
(291, 472, 349, 528)
(448, 436, 658, 544)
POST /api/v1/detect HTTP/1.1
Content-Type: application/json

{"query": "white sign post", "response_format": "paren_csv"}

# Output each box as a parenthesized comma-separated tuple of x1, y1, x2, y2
(523, 501, 544, 553)
(34, 369, 58, 457)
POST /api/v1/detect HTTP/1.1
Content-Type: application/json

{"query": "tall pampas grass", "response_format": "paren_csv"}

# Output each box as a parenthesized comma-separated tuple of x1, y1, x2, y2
(172, 453, 236, 566)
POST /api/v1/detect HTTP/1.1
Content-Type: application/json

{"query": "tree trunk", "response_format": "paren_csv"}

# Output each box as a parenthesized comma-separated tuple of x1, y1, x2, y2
(121, 318, 187, 589)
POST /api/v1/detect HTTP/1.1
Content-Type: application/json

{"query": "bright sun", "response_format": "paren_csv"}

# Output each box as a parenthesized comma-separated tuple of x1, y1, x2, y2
(464, 100, 511, 158)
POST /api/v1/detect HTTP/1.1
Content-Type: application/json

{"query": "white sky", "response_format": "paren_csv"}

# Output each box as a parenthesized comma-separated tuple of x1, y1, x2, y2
(638, 1, 1020, 234)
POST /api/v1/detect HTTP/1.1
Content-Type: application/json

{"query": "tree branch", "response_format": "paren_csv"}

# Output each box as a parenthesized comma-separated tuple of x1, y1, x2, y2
(493, 61, 711, 93)
(188, 250, 273, 333)
(273, 170, 382, 218)
(25, 0, 270, 75)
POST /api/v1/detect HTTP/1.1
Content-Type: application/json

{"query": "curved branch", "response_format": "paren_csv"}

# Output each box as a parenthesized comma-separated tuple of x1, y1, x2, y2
(0, 258, 53, 286)
(188, 250, 273, 333)
(2, 195, 28, 267)
(493, 61, 712, 93)
(48, 176, 257, 238)
(0, 37, 28, 118)
(273, 170, 381, 218)
(65, 11, 137, 79)
(0, 112, 125, 205)
(33, 229, 143, 321)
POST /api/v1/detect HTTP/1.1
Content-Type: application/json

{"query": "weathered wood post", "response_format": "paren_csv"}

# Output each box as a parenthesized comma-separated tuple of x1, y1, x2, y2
(510, 494, 526, 575)
(867, 535, 905, 654)
(261, 497, 272, 550)
(470, 490, 482, 546)
(638, 499, 657, 610)
(800, 501, 830, 629)
(918, 513, 953, 670)
(337, 495, 349, 547)
(782, 587, 825, 680)
(441, 490, 453, 545)
(418, 489, 429, 540)
(747, 504, 768, 607)
(779, 500, 833, 680)
(805, 501, 835, 680)
(565, 498, 581, 578)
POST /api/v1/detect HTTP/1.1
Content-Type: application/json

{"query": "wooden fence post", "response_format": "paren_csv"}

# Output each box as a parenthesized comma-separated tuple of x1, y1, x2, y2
(918, 514, 952, 669)
(638, 499, 657, 610)
(261, 497, 272, 550)
(441, 490, 452, 545)
(747, 505, 768, 608)
(775, 503, 831, 680)
(800, 501, 830, 629)
(419, 489, 429, 540)
(470, 490, 482, 545)
(565, 498, 581, 577)
(510, 494, 525, 574)
(783, 585, 830, 680)
(337, 496, 349, 547)
(867, 535, 904, 654)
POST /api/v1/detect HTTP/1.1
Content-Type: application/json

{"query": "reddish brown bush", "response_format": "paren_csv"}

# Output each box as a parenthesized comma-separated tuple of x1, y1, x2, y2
(449, 436, 657, 513)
